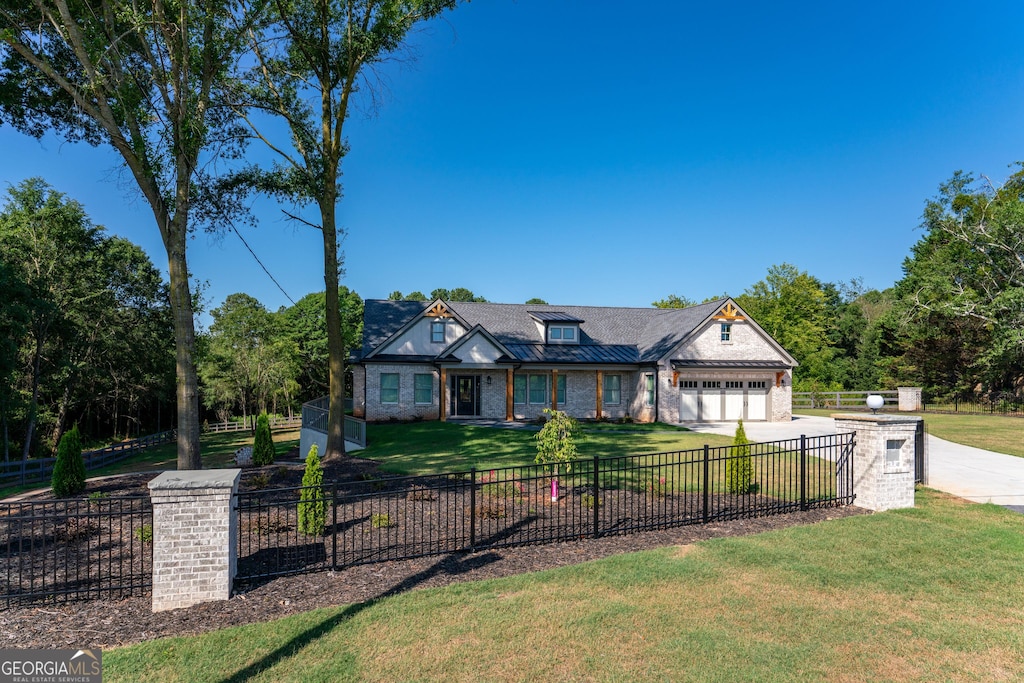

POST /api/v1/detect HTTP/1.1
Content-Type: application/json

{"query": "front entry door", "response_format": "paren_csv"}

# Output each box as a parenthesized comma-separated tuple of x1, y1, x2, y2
(453, 375, 480, 417)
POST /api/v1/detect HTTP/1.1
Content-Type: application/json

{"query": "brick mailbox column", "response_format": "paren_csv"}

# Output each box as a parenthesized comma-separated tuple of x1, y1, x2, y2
(148, 470, 240, 612)
(832, 414, 921, 511)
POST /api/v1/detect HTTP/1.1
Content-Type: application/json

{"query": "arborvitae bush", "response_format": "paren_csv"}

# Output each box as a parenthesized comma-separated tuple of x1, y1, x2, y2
(726, 419, 754, 494)
(252, 412, 275, 466)
(298, 444, 327, 536)
(51, 425, 86, 497)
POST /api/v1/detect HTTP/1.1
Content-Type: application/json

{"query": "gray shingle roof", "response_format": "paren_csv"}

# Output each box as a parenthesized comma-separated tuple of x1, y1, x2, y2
(360, 298, 729, 364)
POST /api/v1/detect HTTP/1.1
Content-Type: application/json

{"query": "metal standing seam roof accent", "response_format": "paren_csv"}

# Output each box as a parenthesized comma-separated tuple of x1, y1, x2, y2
(670, 359, 793, 369)
(505, 343, 640, 364)
(527, 311, 585, 323)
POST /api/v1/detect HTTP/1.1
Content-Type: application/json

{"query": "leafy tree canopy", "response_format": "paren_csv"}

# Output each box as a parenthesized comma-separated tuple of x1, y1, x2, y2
(651, 294, 696, 309)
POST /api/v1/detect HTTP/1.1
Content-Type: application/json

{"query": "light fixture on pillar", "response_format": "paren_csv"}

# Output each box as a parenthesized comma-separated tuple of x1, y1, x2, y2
(486, 376, 492, 385)
(866, 394, 884, 414)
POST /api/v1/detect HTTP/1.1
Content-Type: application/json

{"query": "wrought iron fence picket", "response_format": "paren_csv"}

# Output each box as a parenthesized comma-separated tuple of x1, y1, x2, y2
(234, 433, 856, 584)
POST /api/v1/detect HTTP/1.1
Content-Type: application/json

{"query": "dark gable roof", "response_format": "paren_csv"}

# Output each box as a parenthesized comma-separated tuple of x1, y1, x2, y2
(361, 298, 729, 364)
(528, 311, 584, 323)
(360, 300, 430, 357)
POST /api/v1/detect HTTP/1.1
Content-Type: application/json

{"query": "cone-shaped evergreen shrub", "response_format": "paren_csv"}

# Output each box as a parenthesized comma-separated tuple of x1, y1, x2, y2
(298, 444, 327, 536)
(252, 412, 275, 466)
(51, 425, 86, 497)
(725, 419, 754, 494)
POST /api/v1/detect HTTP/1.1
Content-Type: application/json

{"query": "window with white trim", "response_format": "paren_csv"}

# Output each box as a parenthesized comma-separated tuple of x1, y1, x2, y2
(380, 373, 399, 404)
(748, 380, 766, 389)
(680, 380, 698, 389)
(430, 321, 445, 343)
(547, 325, 578, 343)
(720, 323, 732, 342)
(414, 374, 433, 404)
(604, 374, 621, 405)
(644, 374, 655, 406)
(703, 380, 721, 389)
(725, 381, 743, 389)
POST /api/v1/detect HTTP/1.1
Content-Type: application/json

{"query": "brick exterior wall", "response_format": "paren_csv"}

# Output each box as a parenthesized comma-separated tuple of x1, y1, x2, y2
(148, 470, 240, 612)
(833, 414, 920, 511)
(364, 364, 442, 422)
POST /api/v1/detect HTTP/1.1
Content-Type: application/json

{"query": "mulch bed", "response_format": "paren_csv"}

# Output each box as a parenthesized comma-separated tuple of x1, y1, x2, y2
(0, 452, 868, 650)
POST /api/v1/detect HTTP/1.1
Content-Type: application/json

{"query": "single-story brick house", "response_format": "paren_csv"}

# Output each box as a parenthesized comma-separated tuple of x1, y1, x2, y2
(351, 297, 797, 423)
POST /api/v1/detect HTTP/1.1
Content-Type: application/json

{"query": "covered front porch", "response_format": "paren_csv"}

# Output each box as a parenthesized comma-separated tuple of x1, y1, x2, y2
(438, 365, 654, 423)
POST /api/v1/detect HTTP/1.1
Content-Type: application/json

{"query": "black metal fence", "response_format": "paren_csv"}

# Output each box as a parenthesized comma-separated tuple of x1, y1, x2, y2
(1, 496, 152, 606)
(236, 433, 855, 582)
(923, 397, 1024, 417)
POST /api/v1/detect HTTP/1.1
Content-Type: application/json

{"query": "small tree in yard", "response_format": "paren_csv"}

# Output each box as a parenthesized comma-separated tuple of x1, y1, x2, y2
(51, 425, 85, 497)
(298, 444, 327, 537)
(252, 413, 275, 466)
(726, 419, 754, 494)
(535, 409, 582, 501)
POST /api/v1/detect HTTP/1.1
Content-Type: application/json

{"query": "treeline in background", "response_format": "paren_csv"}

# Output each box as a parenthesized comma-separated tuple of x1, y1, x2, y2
(2, 168, 1021, 458)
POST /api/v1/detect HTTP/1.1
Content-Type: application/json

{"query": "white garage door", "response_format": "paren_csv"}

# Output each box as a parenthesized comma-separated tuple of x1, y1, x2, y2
(701, 391, 722, 421)
(747, 390, 767, 420)
(724, 389, 745, 420)
(679, 390, 699, 421)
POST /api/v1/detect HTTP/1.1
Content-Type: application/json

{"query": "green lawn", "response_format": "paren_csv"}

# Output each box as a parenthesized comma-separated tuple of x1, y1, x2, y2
(105, 488, 1024, 682)
(797, 408, 1024, 458)
(361, 422, 735, 475)
(0, 430, 300, 500)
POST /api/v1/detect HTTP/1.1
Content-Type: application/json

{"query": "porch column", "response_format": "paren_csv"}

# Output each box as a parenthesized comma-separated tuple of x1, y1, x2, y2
(551, 369, 559, 411)
(439, 368, 447, 422)
(506, 369, 514, 421)
(596, 370, 603, 419)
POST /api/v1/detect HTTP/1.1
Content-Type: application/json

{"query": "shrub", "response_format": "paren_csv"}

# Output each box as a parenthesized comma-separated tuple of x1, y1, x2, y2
(648, 475, 670, 497)
(250, 472, 272, 490)
(252, 412, 276, 466)
(535, 409, 581, 473)
(371, 512, 396, 528)
(298, 444, 327, 536)
(51, 425, 86, 497)
(725, 419, 754, 494)
(135, 524, 153, 544)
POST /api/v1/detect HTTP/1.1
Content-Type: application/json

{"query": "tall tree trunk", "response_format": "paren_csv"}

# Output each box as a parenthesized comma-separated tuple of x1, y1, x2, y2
(164, 215, 202, 470)
(321, 194, 346, 460)
(48, 380, 74, 452)
(21, 333, 44, 460)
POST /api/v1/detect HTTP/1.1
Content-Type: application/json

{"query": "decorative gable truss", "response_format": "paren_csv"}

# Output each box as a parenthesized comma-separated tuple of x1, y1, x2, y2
(363, 299, 471, 361)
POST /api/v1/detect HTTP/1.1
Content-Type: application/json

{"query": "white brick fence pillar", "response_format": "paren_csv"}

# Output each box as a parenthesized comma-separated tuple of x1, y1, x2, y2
(833, 414, 921, 512)
(148, 470, 240, 612)
(897, 387, 923, 412)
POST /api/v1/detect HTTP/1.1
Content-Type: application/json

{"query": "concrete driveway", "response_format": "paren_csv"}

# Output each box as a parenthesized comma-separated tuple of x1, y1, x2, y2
(686, 414, 1024, 511)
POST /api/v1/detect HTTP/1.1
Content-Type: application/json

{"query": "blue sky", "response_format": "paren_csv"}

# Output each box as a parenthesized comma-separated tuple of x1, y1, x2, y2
(2, 0, 1023, 322)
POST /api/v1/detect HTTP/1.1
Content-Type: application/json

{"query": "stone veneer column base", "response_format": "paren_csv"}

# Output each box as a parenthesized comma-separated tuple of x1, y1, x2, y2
(833, 414, 921, 512)
(148, 470, 240, 612)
